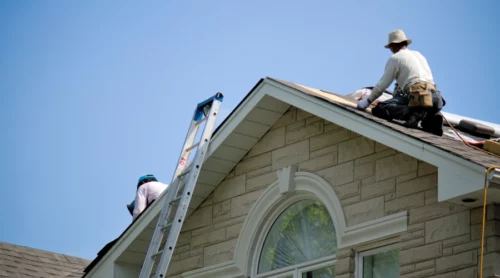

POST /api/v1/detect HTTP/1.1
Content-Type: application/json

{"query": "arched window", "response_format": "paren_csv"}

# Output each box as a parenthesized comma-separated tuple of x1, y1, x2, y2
(257, 199, 337, 278)
(233, 171, 407, 278)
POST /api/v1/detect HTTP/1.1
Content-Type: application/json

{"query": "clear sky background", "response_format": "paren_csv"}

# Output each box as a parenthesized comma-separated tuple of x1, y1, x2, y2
(1, 0, 499, 260)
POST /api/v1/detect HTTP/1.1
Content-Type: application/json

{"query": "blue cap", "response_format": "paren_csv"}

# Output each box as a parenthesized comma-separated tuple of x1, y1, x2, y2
(137, 174, 157, 188)
(138, 174, 154, 184)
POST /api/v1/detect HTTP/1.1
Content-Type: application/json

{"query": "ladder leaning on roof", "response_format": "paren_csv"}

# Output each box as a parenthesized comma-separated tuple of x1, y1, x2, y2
(139, 93, 223, 278)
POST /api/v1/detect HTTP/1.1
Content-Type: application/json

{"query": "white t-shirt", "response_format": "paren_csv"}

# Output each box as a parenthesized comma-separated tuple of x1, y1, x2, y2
(133, 181, 168, 220)
(368, 49, 434, 103)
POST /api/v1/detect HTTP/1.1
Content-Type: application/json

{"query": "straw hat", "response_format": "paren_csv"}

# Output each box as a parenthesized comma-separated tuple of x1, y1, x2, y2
(384, 29, 412, 48)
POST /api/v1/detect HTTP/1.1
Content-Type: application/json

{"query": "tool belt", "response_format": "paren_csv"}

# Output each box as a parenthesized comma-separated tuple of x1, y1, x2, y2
(406, 82, 435, 108)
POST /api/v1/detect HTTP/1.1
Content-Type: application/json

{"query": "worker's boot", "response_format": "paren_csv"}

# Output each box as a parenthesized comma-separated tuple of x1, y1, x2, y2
(404, 114, 420, 129)
(421, 114, 444, 136)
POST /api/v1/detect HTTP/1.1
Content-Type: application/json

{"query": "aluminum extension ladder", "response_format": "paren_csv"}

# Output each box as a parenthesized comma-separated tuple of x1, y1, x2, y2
(139, 93, 223, 278)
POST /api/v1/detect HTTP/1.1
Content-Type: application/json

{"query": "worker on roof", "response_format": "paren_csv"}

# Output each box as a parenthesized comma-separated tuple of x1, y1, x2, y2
(356, 29, 446, 136)
(132, 174, 167, 221)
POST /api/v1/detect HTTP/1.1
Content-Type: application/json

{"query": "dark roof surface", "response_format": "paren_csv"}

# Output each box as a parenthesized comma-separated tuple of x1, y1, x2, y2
(0, 242, 90, 278)
(270, 77, 500, 168)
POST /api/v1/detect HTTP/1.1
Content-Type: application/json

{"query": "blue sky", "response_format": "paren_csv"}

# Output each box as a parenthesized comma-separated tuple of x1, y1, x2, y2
(0, 1, 498, 260)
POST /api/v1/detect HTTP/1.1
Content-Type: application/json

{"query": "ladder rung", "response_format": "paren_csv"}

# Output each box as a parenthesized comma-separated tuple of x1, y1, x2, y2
(195, 117, 207, 126)
(185, 143, 200, 152)
(169, 196, 182, 205)
(152, 250, 163, 258)
(161, 222, 174, 232)
(178, 169, 191, 178)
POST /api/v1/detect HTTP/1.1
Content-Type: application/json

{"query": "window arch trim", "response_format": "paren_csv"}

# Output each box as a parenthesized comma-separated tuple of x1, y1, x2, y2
(253, 194, 337, 277)
(233, 170, 408, 277)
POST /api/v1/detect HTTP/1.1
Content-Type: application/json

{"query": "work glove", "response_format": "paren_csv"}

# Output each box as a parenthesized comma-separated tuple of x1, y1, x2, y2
(357, 99, 371, 110)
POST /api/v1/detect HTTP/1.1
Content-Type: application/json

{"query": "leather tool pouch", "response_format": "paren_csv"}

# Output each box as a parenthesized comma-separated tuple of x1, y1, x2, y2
(408, 83, 434, 107)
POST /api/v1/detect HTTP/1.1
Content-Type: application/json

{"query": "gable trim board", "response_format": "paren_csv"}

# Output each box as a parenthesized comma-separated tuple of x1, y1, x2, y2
(84, 77, 500, 277)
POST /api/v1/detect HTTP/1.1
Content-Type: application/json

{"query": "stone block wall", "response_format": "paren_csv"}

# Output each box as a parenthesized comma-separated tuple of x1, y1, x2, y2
(165, 107, 500, 278)
(392, 203, 499, 278)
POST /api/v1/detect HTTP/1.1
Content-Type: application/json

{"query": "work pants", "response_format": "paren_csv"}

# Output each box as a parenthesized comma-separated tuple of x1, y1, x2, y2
(371, 89, 444, 123)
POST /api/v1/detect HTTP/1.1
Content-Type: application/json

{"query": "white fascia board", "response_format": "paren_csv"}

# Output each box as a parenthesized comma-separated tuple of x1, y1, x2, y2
(490, 169, 500, 184)
(205, 81, 268, 160)
(263, 79, 488, 202)
(437, 164, 485, 201)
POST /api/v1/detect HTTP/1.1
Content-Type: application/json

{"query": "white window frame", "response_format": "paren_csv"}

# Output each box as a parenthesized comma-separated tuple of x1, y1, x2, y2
(252, 193, 338, 278)
(297, 259, 336, 278)
(255, 255, 336, 278)
(356, 243, 400, 278)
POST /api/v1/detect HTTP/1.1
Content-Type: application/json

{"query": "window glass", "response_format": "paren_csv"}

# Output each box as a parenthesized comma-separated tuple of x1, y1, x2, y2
(258, 200, 337, 273)
(362, 249, 399, 278)
(301, 265, 335, 278)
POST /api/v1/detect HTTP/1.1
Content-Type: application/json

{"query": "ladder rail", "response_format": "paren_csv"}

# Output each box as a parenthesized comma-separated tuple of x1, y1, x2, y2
(138, 122, 198, 277)
(153, 99, 221, 277)
(173, 120, 199, 179)
(138, 93, 223, 278)
(138, 172, 182, 276)
(139, 100, 206, 276)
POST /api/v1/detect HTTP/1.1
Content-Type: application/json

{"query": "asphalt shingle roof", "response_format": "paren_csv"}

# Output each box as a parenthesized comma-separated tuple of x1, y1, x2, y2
(0, 242, 90, 278)
(270, 77, 500, 168)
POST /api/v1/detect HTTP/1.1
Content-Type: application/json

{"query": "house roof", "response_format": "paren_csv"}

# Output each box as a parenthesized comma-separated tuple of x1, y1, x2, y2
(83, 77, 500, 276)
(269, 77, 500, 168)
(0, 241, 90, 278)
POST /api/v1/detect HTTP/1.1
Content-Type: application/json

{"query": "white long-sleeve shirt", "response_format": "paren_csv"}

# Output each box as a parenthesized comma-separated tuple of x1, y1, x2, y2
(368, 49, 434, 103)
(133, 181, 168, 220)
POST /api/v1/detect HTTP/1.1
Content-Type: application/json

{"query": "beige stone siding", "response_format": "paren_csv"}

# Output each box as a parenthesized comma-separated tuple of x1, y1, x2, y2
(165, 107, 500, 278)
